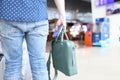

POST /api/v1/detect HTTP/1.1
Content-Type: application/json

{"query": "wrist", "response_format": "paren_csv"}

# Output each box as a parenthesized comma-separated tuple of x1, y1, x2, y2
(59, 14, 66, 19)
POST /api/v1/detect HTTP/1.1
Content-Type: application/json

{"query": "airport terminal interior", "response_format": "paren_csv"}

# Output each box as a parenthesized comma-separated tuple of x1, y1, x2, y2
(0, 0, 120, 80)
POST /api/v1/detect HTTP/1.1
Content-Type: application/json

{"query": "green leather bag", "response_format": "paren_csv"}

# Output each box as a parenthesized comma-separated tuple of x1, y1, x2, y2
(47, 30, 77, 80)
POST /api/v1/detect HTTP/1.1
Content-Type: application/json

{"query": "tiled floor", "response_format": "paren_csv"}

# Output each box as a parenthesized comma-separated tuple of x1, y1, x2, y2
(0, 41, 120, 80)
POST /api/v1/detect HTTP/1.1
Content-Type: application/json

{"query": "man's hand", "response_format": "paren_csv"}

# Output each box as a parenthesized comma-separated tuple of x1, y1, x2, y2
(55, 15, 66, 31)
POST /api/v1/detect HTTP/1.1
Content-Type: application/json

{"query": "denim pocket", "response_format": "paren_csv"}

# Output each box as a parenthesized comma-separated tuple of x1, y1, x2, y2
(33, 25, 48, 36)
(28, 20, 49, 36)
(0, 20, 23, 38)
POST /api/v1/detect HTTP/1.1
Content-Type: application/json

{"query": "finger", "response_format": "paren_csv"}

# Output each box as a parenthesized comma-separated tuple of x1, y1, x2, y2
(55, 19, 61, 30)
(63, 26, 66, 32)
(55, 25, 58, 30)
(63, 22, 67, 31)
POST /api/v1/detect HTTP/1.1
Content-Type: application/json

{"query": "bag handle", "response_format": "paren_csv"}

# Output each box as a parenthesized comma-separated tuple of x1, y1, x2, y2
(55, 30, 69, 42)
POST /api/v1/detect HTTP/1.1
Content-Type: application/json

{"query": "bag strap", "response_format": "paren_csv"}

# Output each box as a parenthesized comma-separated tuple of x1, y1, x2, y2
(47, 50, 51, 80)
(47, 50, 58, 80)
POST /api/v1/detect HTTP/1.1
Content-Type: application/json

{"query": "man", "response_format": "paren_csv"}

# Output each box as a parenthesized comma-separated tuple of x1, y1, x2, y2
(0, 0, 66, 80)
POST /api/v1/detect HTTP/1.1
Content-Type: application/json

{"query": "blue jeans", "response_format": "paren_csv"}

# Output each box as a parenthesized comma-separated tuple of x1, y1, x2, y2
(0, 20, 49, 80)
